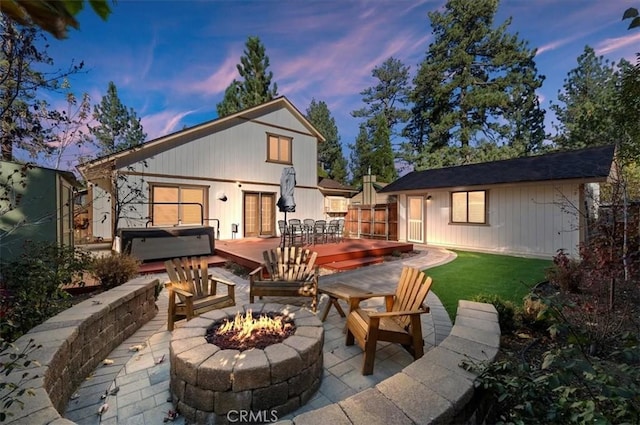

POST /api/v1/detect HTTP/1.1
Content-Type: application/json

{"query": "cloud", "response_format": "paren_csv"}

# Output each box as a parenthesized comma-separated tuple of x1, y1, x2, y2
(141, 109, 199, 140)
(181, 50, 241, 96)
(595, 32, 640, 56)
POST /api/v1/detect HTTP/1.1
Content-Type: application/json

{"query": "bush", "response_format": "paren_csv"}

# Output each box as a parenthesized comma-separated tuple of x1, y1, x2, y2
(0, 336, 41, 422)
(471, 293, 518, 333)
(91, 253, 140, 289)
(545, 249, 582, 293)
(0, 243, 93, 342)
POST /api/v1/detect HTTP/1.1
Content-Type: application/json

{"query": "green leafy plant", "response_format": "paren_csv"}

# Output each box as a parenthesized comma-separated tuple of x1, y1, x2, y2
(91, 253, 140, 289)
(471, 293, 518, 333)
(0, 243, 92, 342)
(0, 336, 41, 422)
(469, 294, 640, 424)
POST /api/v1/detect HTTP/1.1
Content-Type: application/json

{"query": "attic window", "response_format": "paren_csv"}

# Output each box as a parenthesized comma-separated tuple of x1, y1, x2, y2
(267, 134, 292, 164)
(451, 190, 486, 224)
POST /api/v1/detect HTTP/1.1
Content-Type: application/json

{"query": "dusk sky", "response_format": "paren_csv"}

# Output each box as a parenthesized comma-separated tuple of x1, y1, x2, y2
(39, 0, 640, 170)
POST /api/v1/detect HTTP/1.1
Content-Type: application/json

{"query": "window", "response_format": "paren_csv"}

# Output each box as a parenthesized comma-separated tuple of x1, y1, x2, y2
(451, 190, 486, 224)
(151, 184, 207, 226)
(267, 134, 292, 164)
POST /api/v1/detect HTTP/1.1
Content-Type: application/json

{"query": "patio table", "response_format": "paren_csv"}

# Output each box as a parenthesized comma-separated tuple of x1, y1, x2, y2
(318, 282, 373, 322)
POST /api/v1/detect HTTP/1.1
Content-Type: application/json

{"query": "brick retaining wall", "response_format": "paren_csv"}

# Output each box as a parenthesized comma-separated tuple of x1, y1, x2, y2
(3, 276, 160, 424)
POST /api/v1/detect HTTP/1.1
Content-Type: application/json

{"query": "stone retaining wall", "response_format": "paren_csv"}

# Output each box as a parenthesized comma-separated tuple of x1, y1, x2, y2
(3, 276, 160, 424)
(284, 300, 501, 425)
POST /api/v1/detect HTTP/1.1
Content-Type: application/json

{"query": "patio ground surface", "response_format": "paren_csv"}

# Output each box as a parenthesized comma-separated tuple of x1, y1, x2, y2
(64, 245, 455, 425)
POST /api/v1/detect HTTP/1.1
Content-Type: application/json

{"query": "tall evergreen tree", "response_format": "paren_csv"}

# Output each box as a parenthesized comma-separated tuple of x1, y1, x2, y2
(550, 46, 623, 151)
(216, 36, 278, 117)
(407, 0, 545, 168)
(305, 99, 347, 183)
(349, 124, 372, 186)
(352, 57, 411, 135)
(90, 81, 146, 156)
(0, 19, 84, 161)
(369, 114, 397, 183)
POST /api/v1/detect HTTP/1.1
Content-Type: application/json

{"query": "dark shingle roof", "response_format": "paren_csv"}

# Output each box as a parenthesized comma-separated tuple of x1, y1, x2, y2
(380, 145, 615, 193)
(318, 178, 357, 191)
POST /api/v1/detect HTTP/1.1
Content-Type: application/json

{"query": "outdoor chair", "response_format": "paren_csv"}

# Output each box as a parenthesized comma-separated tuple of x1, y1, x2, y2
(249, 247, 319, 312)
(288, 218, 305, 246)
(312, 220, 327, 244)
(326, 219, 344, 243)
(345, 266, 433, 375)
(303, 219, 315, 243)
(165, 257, 236, 331)
(278, 219, 291, 247)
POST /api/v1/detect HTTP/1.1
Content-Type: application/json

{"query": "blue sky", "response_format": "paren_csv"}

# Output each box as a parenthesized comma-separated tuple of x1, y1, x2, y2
(40, 0, 640, 170)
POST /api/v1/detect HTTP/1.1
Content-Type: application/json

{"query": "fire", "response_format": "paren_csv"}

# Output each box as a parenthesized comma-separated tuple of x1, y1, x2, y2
(216, 310, 293, 343)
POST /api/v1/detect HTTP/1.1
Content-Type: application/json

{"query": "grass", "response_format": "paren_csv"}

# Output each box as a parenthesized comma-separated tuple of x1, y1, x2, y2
(427, 250, 552, 320)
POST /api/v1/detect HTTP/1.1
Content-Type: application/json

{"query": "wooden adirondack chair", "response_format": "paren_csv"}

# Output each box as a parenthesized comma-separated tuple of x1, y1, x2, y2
(345, 266, 433, 375)
(165, 257, 236, 331)
(249, 247, 319, 312)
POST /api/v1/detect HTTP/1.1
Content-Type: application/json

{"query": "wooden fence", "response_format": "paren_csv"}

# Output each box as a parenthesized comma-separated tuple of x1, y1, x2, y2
(345, 203, 398, 240)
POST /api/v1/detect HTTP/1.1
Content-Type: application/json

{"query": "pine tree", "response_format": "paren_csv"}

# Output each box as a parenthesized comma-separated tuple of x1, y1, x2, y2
(349, 124, 372, 186)
(90, 81, 146, 156)
(407, 0, 545, 168)
(369, 114, 397, 183)
(216, 36, 278, 117)
(0, 19, 84, 161)
(305, 99, 348, 183)
(551, 46, 623, 151)
(352, 57, 411, 135)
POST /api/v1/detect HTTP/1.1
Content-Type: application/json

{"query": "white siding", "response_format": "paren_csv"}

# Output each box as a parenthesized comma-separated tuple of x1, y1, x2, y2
(408, 182, 582, 258)
(107, 102, 323, 241)
(91, 184, 112, 240)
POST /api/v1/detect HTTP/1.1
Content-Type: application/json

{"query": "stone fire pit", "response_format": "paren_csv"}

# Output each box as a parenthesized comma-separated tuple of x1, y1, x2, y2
(170, 303, 324, 423)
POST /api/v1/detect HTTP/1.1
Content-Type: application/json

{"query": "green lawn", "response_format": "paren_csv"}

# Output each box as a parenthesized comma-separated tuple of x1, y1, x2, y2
(427, 250, 552, 320)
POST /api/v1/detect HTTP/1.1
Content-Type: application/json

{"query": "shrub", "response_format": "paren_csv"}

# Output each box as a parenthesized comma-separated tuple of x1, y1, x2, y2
(0, 336, 41, 422)
(471, 293, 518, 333)
(0, 243, 92, 342)
(545, 249, 581, 293)
(91, 253, 140, 289)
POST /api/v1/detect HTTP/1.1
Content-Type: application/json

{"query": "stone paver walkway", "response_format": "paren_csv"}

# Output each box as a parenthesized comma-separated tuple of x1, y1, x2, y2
(64, 246, 455, 425)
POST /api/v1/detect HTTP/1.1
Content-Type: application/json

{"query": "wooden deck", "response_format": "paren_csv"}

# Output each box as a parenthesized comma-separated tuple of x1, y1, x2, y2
(138, 237, 413, 274)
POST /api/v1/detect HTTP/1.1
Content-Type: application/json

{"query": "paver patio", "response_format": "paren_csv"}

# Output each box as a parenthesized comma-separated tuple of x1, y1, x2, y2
(64, 247, 455, 425)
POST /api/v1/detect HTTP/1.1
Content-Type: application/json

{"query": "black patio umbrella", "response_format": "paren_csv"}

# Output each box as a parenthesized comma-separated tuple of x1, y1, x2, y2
(277, 167, 296, 247)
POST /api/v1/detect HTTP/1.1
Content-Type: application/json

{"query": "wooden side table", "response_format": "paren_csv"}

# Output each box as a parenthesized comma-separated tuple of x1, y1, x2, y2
(318, 282, 373, 322)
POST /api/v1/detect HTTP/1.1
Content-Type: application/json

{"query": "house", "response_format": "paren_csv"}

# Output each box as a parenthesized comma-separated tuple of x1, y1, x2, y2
(379, 145, 616, 258)
(318, 178, 358, 218)
(350, 174, 396, 206)
(0, 161, 79, 262)
(77, 97, 327, 245)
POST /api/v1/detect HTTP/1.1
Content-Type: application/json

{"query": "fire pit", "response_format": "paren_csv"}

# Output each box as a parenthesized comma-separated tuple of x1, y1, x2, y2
(170, 303, 324, 423)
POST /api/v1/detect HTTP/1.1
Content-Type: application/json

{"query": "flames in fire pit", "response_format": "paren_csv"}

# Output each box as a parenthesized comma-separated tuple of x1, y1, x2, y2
(205, 309, 295, 351)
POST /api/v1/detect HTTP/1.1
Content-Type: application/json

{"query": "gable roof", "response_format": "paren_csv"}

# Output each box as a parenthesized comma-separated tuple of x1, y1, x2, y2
(318, 178, 358, 196)
(380, 145, 615, 193)
(77, 96, 325, 176)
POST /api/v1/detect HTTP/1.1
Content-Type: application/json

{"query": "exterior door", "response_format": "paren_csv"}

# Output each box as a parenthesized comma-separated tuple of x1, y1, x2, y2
(244, 192, 276, 237)
(407, 196, 424, 243)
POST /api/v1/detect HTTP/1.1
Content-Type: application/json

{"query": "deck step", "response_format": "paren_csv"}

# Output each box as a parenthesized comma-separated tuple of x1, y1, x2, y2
(322, 256, 384, 271)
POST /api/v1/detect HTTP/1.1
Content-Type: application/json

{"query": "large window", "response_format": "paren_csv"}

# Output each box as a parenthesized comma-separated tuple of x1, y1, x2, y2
(151, 184, 207, 226)
(267, 133, 292, 164)
(451, 190, 487, 224)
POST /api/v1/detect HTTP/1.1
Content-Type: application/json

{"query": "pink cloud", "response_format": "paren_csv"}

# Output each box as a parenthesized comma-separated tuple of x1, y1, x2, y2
(183, 51, 241, 96)
(596, 32, 640, 55)
(141, 109, 199, 140)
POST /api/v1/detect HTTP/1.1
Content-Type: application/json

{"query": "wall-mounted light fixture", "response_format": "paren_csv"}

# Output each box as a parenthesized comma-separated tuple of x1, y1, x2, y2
(426, 195, 432, 200)
(217, 192, 228, 202)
